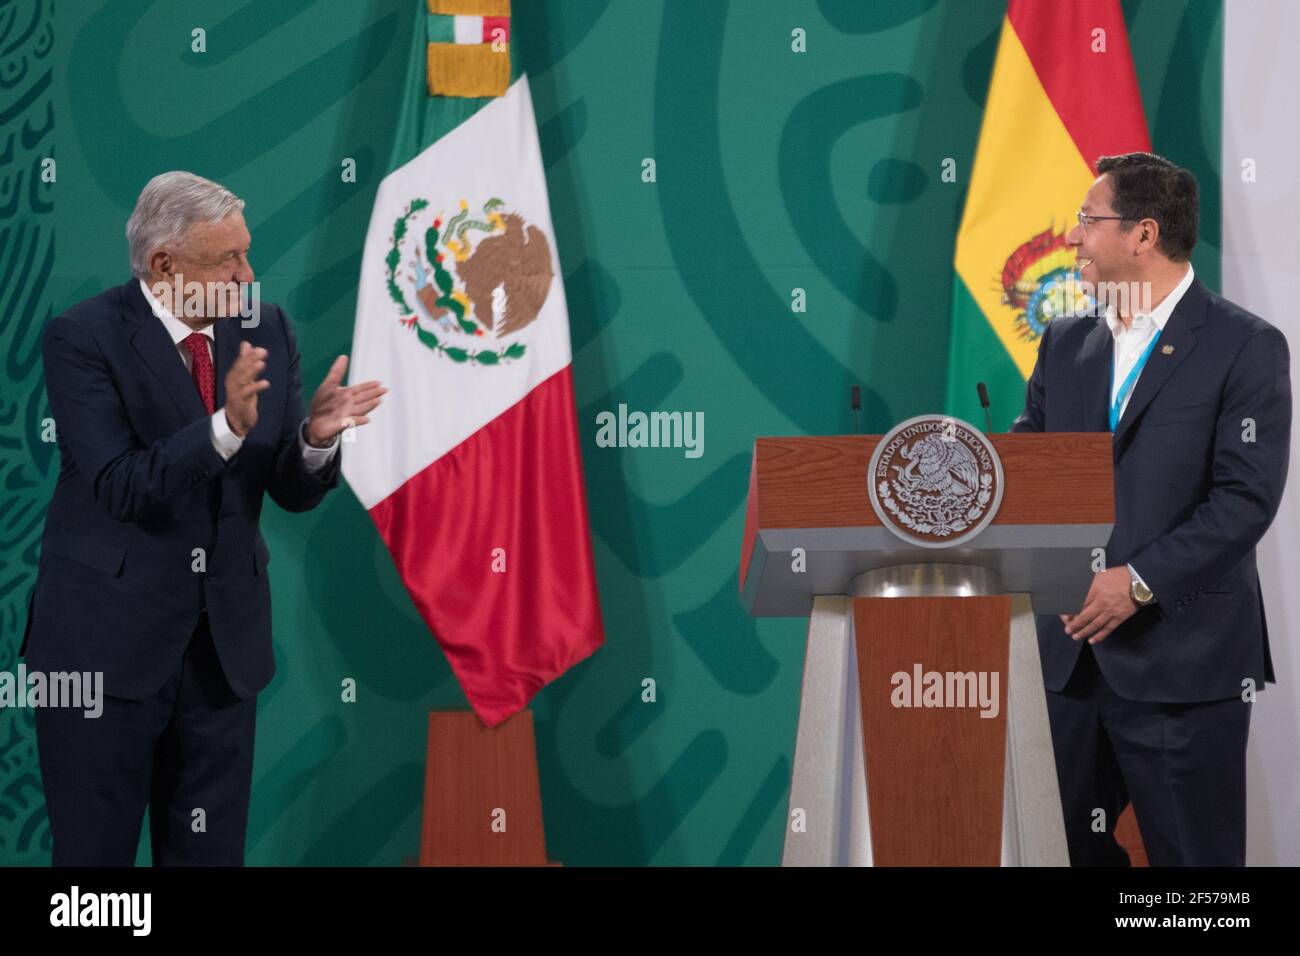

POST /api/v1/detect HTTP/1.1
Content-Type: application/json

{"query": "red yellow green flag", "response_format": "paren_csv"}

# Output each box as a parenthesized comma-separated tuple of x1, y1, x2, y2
(945, 0, 1151, 428)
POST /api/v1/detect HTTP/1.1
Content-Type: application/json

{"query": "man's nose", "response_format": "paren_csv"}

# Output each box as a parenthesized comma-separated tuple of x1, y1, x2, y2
(235, 257, 254, 284)
(1066, 223, 1083, 246)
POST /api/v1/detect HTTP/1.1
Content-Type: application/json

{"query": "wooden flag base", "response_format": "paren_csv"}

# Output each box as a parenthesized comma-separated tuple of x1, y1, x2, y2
(419, 710, 559, 866)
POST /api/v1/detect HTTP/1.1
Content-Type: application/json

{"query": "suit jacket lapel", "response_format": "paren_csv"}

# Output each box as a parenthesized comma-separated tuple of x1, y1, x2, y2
(213, 315, 241, 410)
(123, 278, 209, 424)
(1075, 318, 1113, 431)
(1112, 276, 1209, 447)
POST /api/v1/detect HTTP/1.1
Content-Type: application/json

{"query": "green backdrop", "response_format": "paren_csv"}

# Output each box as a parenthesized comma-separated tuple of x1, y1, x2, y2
(0, 0, 1221, 866)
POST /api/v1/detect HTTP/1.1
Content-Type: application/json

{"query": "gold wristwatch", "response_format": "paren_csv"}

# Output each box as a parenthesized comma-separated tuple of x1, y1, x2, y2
(1128, 565, 1155, 605)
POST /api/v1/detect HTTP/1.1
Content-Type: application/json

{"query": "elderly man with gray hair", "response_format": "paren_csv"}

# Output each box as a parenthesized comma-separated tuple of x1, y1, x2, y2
(20, 171, 386, 866)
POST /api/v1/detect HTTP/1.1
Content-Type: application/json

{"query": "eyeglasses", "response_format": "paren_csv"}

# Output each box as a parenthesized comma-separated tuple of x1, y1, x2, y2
(1076, 210, 1132, 228)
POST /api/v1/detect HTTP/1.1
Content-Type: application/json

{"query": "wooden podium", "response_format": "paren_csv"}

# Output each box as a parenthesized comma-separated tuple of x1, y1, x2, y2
(740, 430, 1114, 866)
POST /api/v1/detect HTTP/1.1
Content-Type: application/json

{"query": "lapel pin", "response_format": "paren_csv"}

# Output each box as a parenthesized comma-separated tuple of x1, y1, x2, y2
(1161, 344, 1175, 355)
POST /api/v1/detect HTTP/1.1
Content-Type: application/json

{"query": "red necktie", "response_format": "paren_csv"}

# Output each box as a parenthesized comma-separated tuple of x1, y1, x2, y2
(182, 332, 215, 414)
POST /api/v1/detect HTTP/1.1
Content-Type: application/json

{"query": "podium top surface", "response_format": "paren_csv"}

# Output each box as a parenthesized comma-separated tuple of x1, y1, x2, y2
(740, 433, 1114, 617)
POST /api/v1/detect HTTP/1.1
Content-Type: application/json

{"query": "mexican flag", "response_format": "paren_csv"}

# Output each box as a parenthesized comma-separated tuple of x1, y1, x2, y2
(945, 0, 1151, 428)
(343, 0, 604, 727)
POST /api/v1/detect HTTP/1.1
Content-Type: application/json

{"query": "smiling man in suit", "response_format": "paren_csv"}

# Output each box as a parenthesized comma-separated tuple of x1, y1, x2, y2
(22, 171, 387, 865)
(1011, 152, 1291, 866)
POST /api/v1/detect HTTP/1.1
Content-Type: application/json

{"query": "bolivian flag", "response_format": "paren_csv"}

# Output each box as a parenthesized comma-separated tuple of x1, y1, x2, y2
(945, 0, 1150, 428)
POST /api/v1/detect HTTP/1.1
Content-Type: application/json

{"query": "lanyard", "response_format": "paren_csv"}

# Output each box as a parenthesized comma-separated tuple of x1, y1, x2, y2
(1109, 329, 1163, 431)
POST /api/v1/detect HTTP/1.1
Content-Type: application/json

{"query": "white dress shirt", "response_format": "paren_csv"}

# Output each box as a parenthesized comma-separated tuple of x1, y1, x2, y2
(1105, 263, 1195, 422)
(138, 279, 338, 471)
(1101, 263, 1194, 601)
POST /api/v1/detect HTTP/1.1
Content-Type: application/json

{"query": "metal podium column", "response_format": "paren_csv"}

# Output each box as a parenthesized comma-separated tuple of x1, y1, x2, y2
(781, 565, 1068, 866)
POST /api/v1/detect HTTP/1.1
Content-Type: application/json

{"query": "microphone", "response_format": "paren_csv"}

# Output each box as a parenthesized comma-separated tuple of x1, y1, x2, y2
(851, 385, 861, 433)
(976, 382, 993, 433)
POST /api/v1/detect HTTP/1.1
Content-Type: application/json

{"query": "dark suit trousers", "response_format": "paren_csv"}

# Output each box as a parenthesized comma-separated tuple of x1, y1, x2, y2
(1045, 641, 1251, 867)
(35, 612, 256, 866)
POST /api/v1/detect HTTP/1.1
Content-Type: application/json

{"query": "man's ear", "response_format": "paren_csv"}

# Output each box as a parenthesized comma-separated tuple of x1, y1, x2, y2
(150, 248, 174, 281)
(148, 253, 175, 302)
(1137, 217, 1161, 252)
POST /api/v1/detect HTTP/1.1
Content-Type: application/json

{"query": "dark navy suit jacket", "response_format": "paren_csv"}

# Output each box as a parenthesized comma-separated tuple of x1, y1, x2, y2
(1011, 276, 1290, 703)
(21, 278, 340, 700)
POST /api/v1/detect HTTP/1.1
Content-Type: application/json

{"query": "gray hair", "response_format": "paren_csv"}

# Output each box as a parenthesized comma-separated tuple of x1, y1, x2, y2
(126, 171, 245, 279)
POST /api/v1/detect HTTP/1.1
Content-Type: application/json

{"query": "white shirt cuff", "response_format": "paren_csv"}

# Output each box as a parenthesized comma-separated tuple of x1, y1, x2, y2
(299, 418, 339, 472)
(211, 408, 244, 461)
